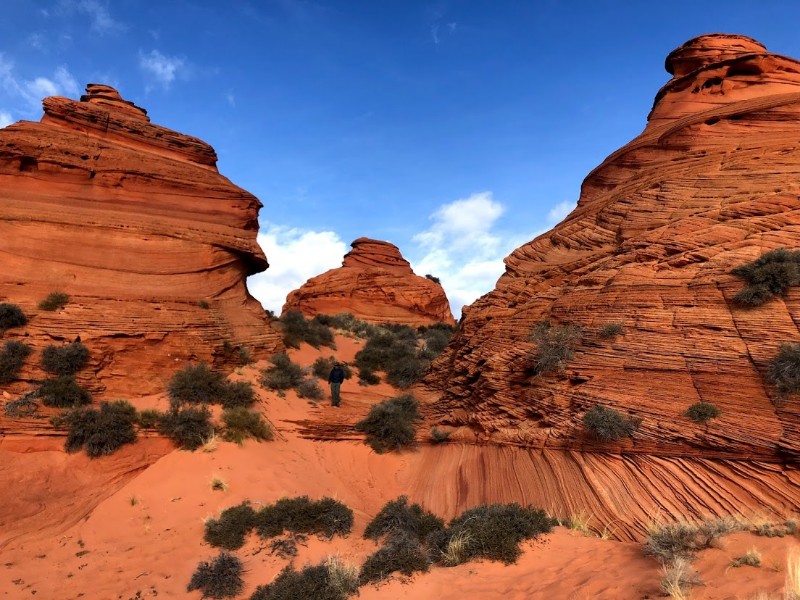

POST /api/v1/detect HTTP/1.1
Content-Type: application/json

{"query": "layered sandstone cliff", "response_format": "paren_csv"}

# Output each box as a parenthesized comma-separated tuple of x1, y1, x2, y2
(283, 237, 455, 326)
(0, 84, 277, 396)
(420, 34, 800, 529)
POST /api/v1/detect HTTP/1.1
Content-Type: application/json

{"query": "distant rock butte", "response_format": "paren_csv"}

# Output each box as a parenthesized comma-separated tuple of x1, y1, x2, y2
(283, 237, 455, 326)
(0, 84, 278, 396)
(423, 34, 800, 529)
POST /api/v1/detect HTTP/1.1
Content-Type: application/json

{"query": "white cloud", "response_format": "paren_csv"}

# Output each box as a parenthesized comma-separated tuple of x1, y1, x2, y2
(58, 0, 124, 34)
(0, 111, 12, 128)
(0, 54, 80, 114)
(139, 50, 185, 89)
(247, 224, 348, 314)
(409, 192, 577, 318)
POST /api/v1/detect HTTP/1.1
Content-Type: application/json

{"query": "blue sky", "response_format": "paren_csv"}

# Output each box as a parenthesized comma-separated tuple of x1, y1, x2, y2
(2, 1, 800, 317)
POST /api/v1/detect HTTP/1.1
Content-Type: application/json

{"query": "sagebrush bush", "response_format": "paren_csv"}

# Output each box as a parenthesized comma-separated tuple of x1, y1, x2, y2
(158, 403, 214, 450)
(38, 291, 70, 311)
(137, 408, 162, 429)
(421, 324, 454, 356)
(428, 503, 555, 566)
(251, 564, 349, 600)
(219, 340, 251, 366)
(645, 518, 742, 563)
(363, 495, 444, 543)
(60, 400, 138, 457)
(312, 356, 353, 380)
(598, 322, 624, 339)
(296, 378, 324, 400)
(221, 407, 272, 444)
(685, 402, 720, 423)
(583, 404, 640, 442)
(39, 375, 91, 408)
(425, 274, 441, 284)
(41, 342, 89, 376)
(260, 352, 305, 391)
(354, 394, 420, 453)
(204, 502, 257, 550)
(358, 368, 380, 386)
(359, 532, 431, 584)
(168, 363, 224, 403)
(354, 327, 429, 389)
(0, 340, 31, 384)
(280, 311, 336, 349)
(254, 496, 354, 540)
(529, 320, 582, 375)
(732, 248, 800, 307)
(219, 380, 256, 408)
(768, 342, 800, 397)
(187, 552, 244, 599)
(0, 303, 27, 332)
(314, 312, 378, 338)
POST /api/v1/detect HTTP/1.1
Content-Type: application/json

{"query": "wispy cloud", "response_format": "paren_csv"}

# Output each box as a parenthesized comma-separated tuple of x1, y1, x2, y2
(0, 53, 80, 114)
(0, 111, 12, 128)
(139, 50, 186, 90)
(248, 224, 348, 313)
(57, 0, 125, 34)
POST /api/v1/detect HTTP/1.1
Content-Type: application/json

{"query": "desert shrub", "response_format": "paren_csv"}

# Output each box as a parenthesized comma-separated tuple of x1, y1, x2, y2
(429, 503, 555, 565)
(41, 342, 89, 376)
(660, 557, 700, 599)
(768, 342, 800, 397)
(219, 340, 251, 366)
(358, 368, 380, 386)
(731, 548, 761, 568)
(598, 322, 624, 339)
(312, 356, 353, 380)
(261, 353, 305, 391)
(685, 402, 720, 423)
(168, 362, 225, 404)
(354, 328, 429, 388)
(187, 551, 244, 599)
(221, 407, 273, 443)
(38, 291, 70, 311)
(219, 380, 256, 409)
(0, 340, 31, 384)
(254, 496, 354, 540)
(204, 502, 257, 550)
(732, 248, 800, 307)
(363, 496, 444, 543)
(430, 427, 451, 443)
(296, 378, 324, 400)
(137, 408, 162, 429)
(158, 403, 214, 450)
(4, 392, 39, 417)
(60, 400, 138, 457)
(0, 303, 27, 332)
(425, 274, 441, 284)
(314, 312, 378, 338)
(198, 299, 210, 309)
(354, 394, 420, 453)
(359, 532, 431, 584)
(529, 320, 582, 375)
(280, 311, 335, 349)
(39, 375, 91, 408)
(386, 359, 428, 388)
(583, 404, 640, 442)
(644, 517, 742, 563)
(251, 563, 349, 600)
(421, 325, 454, 357)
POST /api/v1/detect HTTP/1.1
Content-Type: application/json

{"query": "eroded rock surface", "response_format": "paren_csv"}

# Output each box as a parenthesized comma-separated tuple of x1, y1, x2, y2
(0, 84, 278, 396)
(426, 34, 800, 500)
(283, 237, 455, 326)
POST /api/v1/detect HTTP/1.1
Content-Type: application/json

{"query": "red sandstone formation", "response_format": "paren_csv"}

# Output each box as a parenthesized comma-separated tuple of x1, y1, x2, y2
(283, 237, 455, 326)
(423, 33, 800, 529)
(0, 84, 278, 396)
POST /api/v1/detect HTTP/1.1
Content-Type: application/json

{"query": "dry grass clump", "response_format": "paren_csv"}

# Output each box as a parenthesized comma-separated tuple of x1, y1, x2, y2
(529, 320, 582, 375)
(645, 517, 743, 563)
(660, 557, 700, 600)
(787, 548, 800, 600)
(731, 548, 762, 568)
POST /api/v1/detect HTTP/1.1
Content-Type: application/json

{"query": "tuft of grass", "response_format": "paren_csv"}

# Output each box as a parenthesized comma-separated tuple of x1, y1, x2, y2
(0, 340, 32, 384)
(598, 322, 624, 339)
(0, 303, 27, 332)
(660, 557, 699, 600)
(583, 404, 641, 442)
(220, 407, 273, 444)
(158, 403, 214, 450)
(768, 343, 800, 398)
(787, 548, 800, 600)
(58, 400, 138, 457)
(731, 548, 762, 568)
(211, 476, 228, 492)
(732, 248, 800, 307)
(38, 375, 91, 408)
(326, 555, 359, 597)
(529, 320, 582, 375)
(41, 342, 89, 376)
(354, 394, 420, 454)
(204, 502, 257, 550)
(685, 402, 720, 423)
(38, 291, 70, 311)
(186, 551, 244, 599)
(440, 527, 472, 567)
(260, 353, 305, 391)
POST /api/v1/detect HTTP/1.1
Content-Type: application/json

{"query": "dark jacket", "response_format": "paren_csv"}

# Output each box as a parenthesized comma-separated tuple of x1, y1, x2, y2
(328, 366, 345, 384)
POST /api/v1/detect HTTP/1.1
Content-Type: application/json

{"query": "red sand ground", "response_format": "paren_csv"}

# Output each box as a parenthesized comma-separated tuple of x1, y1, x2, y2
(1, 334, 798, 599)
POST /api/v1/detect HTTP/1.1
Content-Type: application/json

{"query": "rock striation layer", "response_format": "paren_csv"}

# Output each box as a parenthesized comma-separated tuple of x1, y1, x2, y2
(424, 34, 800, 528)
(283, 237, 455, 326)
(0, 84, 278, 396)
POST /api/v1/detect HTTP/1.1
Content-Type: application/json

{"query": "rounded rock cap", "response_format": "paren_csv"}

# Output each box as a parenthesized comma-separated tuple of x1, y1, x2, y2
(665, 33, 767, 77)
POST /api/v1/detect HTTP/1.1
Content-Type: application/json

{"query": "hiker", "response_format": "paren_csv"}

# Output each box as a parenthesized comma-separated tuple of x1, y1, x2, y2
(328, 361, 345, 407)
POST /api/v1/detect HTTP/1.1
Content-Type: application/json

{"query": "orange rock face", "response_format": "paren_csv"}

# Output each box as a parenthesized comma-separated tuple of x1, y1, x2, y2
(283, 237, 455, 326)
(424, 34, 800, 524)
(0, 84, 278, 396)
